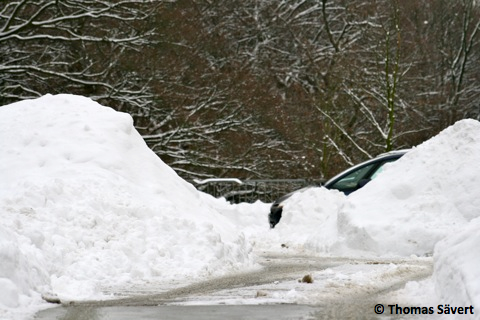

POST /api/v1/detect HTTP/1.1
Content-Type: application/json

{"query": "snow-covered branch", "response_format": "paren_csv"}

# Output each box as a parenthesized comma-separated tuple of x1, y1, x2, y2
(0, 0, 161, 108)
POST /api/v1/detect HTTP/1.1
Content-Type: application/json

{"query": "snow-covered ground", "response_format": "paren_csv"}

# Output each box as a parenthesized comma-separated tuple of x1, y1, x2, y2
(1, 94, 479, 319)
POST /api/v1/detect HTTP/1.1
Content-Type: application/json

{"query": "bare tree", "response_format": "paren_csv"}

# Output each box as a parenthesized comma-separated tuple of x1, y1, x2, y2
(135, 0, 292, 180)
(3, 0, 478, 183)
(0, 0, 160, 108)
(433, 0, 480, 125)
(339, 0, 406, 153)
(144, 0, 479, 180)
(393, 0, 480, 134)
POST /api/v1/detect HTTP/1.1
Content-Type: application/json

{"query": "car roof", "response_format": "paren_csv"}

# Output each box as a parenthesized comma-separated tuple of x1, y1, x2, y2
(323, 149, 410, 187)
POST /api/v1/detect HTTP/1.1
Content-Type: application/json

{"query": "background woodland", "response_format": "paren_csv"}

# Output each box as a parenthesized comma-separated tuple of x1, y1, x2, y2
(2, 0, 479, 181)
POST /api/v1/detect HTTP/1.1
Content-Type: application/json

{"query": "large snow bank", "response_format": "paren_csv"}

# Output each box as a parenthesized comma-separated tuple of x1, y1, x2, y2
(433, 216, 480, 307)
(233, 119, 480, 260)
(266, 119, 480, 309)
(2, 93, 480, 318)
(0, 94, 254, 315)
(337, 119, 480, 256)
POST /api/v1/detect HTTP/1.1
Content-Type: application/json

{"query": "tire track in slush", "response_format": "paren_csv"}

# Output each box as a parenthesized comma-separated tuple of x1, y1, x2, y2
(68, 254, 432, 307)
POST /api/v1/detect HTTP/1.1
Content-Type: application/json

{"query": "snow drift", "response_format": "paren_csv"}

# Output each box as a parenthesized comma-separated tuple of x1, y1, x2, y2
(337, 119, 480, 256)
(1, 93, 480, 319)
(256, 119, 480, 258)
(433, 216, 480, 308)
(238, 187, 346, 253)
(0, 94, 254, 312)
(263, 119, 480, 310)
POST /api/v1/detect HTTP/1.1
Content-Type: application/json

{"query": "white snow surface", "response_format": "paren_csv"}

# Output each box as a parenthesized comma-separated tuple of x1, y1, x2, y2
(338, 119, 480, 256)
(0, 95, 255, 318)
(1, 94, 479, 319)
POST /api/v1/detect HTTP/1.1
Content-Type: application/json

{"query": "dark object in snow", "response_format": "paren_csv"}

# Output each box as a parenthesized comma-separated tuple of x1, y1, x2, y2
(300, 274, 313, 283)
(42, 293, 61, 304)
(268, 188, 299, 228)
(269, 203, 283, 228)
(256, 290, 268, 298)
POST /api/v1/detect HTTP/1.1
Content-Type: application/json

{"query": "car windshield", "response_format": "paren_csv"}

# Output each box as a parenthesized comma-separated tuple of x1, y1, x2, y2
(330, 163, 376, 190)
(370, 159, 397, 180)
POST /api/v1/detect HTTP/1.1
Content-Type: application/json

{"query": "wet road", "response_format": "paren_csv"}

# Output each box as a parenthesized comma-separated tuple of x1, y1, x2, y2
(35, 254, 432, 319)
(36, 304, 323, 320)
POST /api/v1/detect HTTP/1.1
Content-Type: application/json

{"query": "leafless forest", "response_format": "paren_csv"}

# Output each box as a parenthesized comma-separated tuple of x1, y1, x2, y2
(2, 0, 479, 181)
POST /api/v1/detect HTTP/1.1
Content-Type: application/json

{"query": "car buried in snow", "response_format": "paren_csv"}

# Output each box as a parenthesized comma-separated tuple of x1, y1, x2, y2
(268, 149, 409, 228)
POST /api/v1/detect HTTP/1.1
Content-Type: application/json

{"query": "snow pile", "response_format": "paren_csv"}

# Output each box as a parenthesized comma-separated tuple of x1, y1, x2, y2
(337, 119, 480, 256)
(267, 119, 480, 308)
(433, 217, 480, 307)
(218, 187, 346, 254)
(2, 93, 480, 318)
(0, 95, 254, 313)
(259, 187, 345, 253)
(229, 118, 480, 270)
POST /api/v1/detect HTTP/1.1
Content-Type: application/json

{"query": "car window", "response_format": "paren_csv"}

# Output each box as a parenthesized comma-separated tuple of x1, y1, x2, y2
(330, 163, 376, 190)
(370, 159, 397, 180)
